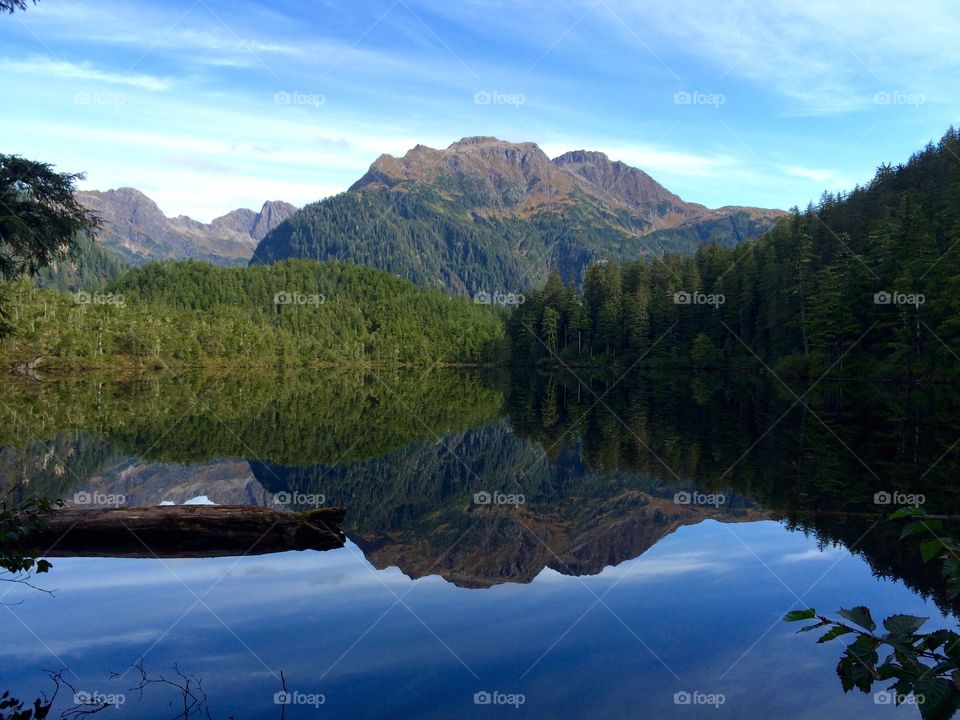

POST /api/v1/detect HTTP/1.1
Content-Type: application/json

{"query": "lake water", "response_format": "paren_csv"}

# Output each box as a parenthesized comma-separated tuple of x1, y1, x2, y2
(0, 370, 955, 718)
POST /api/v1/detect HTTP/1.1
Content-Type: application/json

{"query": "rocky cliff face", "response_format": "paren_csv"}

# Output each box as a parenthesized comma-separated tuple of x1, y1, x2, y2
(354, 492, 769, 588)
(250, 201, 298, 241)
(350, 137, 579, 211)
(76, 188, 296, 265)
(349, 136, 782, 227)
(553, 149, 707, 230)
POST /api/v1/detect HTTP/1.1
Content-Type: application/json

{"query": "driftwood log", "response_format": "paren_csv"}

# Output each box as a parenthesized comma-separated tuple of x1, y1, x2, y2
(28, 505, 346, 558)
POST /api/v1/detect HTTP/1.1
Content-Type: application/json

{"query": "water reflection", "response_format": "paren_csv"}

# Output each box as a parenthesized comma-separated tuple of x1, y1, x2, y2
(1, 369, 957, 717)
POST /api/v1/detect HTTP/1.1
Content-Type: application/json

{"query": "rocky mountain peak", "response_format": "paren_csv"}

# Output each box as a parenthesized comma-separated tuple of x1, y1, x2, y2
(76, 190, 298, 265)
(350, 136, 573, 208)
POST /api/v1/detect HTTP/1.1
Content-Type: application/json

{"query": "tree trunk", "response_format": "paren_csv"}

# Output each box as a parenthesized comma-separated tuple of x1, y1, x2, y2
(28, 505, 346, 558)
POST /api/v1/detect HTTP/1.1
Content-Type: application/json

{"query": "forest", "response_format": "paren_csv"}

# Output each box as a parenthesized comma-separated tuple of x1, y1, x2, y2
(509, 128, 960, 381)
(3, 131, 960, 381)
(0, 259, 507, 369)
(249, 179, 775, 294)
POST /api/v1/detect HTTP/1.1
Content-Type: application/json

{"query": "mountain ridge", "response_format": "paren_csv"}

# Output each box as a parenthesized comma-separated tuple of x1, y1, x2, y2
(351, 137, 778, 222)
(76, 188, 297, 266)
(253, 136, 786, 291)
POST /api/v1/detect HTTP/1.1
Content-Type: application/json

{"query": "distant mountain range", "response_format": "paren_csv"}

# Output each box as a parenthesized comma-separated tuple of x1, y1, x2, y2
(74, 137, 785, 290)
(76, 188, 297, 266)
(251, 136, 786, 291)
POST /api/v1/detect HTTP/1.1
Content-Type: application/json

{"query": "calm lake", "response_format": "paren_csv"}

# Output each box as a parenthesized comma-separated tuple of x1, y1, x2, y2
(1, 370, 955, 718)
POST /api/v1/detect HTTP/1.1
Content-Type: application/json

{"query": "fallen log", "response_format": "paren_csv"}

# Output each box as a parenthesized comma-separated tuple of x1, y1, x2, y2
(27, 505, 346, 558)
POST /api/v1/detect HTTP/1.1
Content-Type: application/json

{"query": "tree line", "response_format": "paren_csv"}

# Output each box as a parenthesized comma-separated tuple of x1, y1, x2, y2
(510, 128, 960, 381)
(0, 259, 508, 369)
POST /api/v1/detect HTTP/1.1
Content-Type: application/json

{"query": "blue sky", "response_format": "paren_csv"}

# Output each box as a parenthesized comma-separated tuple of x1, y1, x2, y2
(1, 0, 958, 221)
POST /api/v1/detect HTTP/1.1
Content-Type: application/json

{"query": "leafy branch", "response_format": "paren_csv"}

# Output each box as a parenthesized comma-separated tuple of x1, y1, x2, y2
(785, 508, 960, 720)
(0, 489, 62, 593)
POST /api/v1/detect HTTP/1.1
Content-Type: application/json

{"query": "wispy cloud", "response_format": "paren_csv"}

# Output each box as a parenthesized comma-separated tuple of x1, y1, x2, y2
(0, 56, 171, 90)
(4, 0, 956, 217)
(777, 546, 847, 564)
(780, 165, 855, 188)
(600, 0, 960, 115)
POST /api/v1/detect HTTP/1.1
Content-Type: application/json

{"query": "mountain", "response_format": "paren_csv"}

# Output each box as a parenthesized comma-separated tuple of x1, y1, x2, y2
(76, 188, 297, 266)
(250, 136, 785, 292)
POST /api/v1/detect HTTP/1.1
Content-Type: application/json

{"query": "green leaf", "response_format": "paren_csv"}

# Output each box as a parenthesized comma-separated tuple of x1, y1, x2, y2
(914, 676, 956, 720)
(798, 621, 830, 633)
(921, 630, 960, 653)
(890, 507, 926, 520)
(943, 558, 960, 579)
(921, 538, 948, 564)
(784, 608, 817, 622)
(902, 519, 943, 540)
(818, 625, 855, 643)
(877, 662, 902, 681)
(847, 633, 880, 655)
(838, 606, 877, 632)
(837, 649, 877, 694)
(946, 636, 960, 664)
(883, 614, 929, 637)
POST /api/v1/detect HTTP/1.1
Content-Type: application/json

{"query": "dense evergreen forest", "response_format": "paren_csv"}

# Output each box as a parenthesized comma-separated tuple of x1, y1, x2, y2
(249, 181, 774, 293)
(31, 233, 128, 292)
(510, 129, 960, 380)
(0, 259, 506, 368)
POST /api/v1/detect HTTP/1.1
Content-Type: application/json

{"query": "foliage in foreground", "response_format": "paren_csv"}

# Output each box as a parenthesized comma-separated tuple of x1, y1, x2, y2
(786, 508, 960, 719)
(0, 493, 59, 581)
(0, 153, 100, 339)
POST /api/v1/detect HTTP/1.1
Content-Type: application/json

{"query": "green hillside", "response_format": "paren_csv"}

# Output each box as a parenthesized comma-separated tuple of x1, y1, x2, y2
(1, 259, 507, 368)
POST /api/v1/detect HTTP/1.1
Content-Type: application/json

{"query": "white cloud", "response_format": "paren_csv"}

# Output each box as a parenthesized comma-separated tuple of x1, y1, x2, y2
(540, 549, 737, 584)
(780, 165, 854, 188)
(777, 547, 847, 564)
(598, 0, 960, 115)
(540, 140, 738, 179)
(0, 57, 171, 91)
(4, 0, 951, 217)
